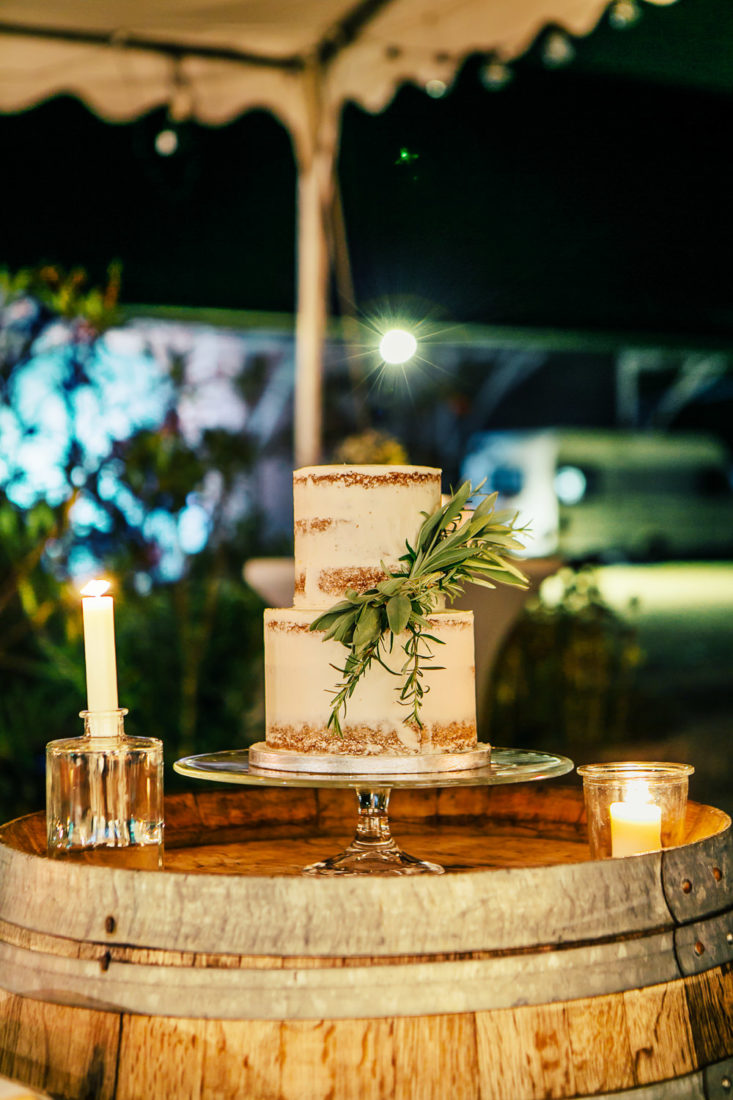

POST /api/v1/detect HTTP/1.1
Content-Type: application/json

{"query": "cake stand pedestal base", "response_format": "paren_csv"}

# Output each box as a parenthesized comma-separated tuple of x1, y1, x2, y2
(173, 747, 574, 876)
(302, 788, 444, 875)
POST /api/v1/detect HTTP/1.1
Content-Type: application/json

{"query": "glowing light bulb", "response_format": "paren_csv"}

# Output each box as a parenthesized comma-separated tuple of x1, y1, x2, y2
(480, 59, 513, 91)
(155, 128, 179, 156)
(379, 329, 417, 365)
(542, 30, 575, 68)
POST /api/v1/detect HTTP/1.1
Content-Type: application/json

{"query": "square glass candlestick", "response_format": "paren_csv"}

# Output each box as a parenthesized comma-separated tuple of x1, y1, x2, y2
(578, 761, 694, 860)
(46, 709, 164, 869)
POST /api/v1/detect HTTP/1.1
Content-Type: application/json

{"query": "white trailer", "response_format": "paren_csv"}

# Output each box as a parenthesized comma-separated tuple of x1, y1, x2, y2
(461, 428, 733, 561)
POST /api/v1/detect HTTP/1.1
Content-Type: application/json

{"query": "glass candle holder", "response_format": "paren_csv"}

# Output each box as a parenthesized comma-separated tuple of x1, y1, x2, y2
(46, 709, 164, 869)
(577, 761, 694, 860)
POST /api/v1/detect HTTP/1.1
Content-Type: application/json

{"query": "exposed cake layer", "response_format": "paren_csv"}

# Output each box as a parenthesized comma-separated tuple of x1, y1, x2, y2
(264, 608, 476, 755)
(293, 465, 441, 609)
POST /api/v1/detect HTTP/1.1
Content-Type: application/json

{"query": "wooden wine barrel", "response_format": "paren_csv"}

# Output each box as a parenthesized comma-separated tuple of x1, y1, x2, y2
(0, 784, 731, 1100)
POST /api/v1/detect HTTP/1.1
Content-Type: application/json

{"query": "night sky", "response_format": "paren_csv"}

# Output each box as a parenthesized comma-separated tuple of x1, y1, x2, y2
(2, 0, 733, 340)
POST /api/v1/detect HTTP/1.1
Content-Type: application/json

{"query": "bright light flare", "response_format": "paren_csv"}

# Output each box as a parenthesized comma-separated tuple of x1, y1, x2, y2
(80, 579, 111, 598)
(379, 329, 418, 365)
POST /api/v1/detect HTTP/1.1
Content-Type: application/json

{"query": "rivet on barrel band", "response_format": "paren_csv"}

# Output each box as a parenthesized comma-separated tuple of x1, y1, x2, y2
(662, 833, 733, 924)
(674, 911, 733, 976)
(705, 1058, 733, 1100)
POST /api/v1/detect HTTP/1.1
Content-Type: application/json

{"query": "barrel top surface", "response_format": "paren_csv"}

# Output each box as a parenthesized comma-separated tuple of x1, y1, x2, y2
(1, 784, 728, 872)
(0, 786, 730, 960)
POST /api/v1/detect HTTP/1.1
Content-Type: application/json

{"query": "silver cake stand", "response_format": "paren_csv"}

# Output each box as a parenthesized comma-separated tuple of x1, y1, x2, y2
(174, 747, 574, 877)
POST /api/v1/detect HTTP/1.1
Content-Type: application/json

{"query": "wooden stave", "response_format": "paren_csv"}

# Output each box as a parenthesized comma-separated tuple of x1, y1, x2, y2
(1, 970, 732, 1100)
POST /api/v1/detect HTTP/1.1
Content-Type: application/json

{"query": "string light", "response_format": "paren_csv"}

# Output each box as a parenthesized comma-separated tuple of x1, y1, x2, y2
(155, 129, 179, 156)
(480, 58, 513, 91)
(609, 0, 642, 29)
(542, 30, 576, 68)
(155, 59, 194, 157)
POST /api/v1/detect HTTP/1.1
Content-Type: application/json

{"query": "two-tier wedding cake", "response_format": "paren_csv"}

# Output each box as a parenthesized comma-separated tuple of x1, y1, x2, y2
(260, 465, 479, 764)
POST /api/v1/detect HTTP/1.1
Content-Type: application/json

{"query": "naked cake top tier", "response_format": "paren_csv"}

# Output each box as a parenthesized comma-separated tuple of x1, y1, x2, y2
(292, 464, 442, 609)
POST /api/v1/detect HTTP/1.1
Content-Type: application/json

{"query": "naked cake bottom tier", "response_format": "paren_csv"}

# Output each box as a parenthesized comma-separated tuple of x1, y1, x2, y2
(264, 608, 477, 755)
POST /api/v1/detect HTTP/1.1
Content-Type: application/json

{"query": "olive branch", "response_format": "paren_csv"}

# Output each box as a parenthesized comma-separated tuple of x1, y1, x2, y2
(309, 480, 530, 735)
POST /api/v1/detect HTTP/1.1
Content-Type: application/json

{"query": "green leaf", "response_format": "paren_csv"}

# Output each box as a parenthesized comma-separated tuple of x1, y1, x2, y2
(377, 577, 403, 597)
(310, 606, 350, 632)
(310, 600, 358, 630)
(386, 594, 412, 635)
(440, 481, 472, 525)
(471, 490, 498, 518)
(415, 507, 445, 552)
(353, 603, 381, 649)
(410, 611, 432, 629)
(326, 614, 359, 643)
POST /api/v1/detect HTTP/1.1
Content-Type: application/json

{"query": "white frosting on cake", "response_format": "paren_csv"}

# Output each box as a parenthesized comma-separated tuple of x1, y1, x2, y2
(264, 464, 478, 757)
(264, 608, 476, 755)
(293, 464, 441, 609)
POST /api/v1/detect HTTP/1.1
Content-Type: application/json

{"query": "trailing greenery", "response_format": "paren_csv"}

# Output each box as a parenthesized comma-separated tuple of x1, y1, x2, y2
(310, 480, 529, 735)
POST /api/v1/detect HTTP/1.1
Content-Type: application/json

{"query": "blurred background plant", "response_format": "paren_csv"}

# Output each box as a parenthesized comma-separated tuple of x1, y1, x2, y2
(0, 265, 272, 821)
(487, 566, 644, 756)
(331, 428, 408, 465)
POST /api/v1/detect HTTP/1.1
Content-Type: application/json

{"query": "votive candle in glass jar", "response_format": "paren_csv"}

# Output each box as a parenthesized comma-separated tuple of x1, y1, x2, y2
(577, 762, 694, 860)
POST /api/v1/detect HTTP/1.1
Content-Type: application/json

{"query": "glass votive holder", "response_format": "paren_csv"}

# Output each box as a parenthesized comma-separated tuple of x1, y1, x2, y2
(577, 761, 694, 859)
(46, 709, 164, 869)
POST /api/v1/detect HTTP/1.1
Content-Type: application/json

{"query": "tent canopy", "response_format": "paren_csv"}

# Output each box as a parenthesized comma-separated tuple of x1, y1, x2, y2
(0, 0, 672, 464)
(0, 0, 628, 135)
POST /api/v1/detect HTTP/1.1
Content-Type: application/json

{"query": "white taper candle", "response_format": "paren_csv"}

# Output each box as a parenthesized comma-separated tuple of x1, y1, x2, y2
(81, 580, 119, 713)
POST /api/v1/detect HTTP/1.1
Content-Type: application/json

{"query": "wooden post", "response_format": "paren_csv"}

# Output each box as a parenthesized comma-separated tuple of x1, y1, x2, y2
(293, 61, 340, 469)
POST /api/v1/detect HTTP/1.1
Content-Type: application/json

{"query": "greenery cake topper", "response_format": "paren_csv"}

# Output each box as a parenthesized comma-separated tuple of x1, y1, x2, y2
(309, 480, 530, 735)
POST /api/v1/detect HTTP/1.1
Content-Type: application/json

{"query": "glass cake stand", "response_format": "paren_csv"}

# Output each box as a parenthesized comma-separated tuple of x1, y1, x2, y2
(174, 747, 574, 876)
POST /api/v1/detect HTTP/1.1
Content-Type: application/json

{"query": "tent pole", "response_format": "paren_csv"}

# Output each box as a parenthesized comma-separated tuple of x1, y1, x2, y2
(294, 152, 329, 468)
(294, 65, 339, 469)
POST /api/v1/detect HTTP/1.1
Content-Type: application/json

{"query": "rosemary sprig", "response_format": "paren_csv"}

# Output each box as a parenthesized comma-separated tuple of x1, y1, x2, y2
(310, 480, 529, 735)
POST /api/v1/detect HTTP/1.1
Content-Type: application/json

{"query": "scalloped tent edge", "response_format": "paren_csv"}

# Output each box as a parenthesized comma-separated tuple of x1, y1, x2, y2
(0, 0, 674, 464)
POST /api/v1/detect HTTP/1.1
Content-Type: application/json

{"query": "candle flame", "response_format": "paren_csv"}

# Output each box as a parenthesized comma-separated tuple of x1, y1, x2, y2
(81, 579, 111, 598)
(624, 779, 652, 805)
